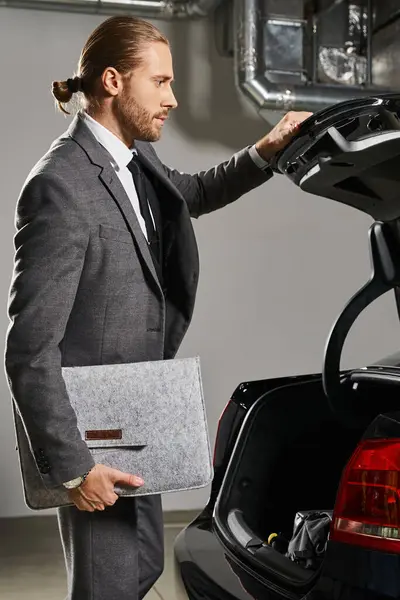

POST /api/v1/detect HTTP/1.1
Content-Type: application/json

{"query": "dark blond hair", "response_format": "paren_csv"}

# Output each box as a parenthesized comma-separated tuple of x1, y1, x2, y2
(52, 16, 169, 115)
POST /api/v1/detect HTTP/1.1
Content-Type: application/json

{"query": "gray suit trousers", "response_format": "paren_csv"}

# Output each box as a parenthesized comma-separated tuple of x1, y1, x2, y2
(57, 495, 164, 600)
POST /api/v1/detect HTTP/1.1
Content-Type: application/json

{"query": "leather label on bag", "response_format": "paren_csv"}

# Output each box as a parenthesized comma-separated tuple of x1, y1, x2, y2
(85, 429, 123, 440)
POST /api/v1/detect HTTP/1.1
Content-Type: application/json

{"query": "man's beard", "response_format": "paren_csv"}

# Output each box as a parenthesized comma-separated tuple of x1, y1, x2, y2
(114, 93, 165, 143)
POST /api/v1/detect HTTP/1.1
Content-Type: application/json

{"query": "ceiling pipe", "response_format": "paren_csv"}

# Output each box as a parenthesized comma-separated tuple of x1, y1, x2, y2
(234, 0, 396, 114)
(0, 0, 222, 19)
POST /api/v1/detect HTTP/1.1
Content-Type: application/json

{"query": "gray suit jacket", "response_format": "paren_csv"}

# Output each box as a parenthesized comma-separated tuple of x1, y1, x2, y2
(4, 113, 272, 488)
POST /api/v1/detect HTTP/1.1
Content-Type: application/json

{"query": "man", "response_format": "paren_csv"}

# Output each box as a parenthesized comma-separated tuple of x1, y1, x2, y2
(4, 14, 311, 600)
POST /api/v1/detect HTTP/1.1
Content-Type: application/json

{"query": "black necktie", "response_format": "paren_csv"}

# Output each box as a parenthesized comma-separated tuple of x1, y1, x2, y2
(127, 154, 156, 244)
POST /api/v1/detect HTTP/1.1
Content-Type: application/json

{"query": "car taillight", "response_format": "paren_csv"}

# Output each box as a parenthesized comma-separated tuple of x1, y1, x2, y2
(331, 438, 400, 553)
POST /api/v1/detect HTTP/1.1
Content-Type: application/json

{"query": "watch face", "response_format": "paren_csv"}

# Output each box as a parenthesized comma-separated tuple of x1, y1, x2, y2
(65, 477, 83, 489)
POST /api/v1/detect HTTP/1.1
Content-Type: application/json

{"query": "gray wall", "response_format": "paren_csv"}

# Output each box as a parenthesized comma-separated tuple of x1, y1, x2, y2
(1, 7, 399, 519)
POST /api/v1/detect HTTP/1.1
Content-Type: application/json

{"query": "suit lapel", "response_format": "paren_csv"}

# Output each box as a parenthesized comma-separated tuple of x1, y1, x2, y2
(135, 142, 185, 206)
(98, 166, 162, 288)
(67, 114, 162, 295)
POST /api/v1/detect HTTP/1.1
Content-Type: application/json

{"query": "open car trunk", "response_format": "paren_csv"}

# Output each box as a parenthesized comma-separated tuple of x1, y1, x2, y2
(214, 94, 400, 597)
(213, 371, 400, 595)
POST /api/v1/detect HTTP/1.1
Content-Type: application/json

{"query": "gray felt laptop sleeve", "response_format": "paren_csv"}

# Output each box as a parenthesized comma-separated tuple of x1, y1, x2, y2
(14, 356, 213, 510)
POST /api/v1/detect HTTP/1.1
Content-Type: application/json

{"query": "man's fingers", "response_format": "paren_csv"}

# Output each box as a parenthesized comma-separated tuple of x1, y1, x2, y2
(104, 493, 119, 506)
(75, 493, 95, 511)
(76, 498, 96, 512)
(110, 469, 144, 488)
(76, 488, 107, 511)
(75, 497, 105, 512)
(284, 111, 312, 126)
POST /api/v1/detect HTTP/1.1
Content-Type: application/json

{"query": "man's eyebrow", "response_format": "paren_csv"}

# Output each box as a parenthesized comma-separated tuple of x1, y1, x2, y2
(152, 75, 174, 82)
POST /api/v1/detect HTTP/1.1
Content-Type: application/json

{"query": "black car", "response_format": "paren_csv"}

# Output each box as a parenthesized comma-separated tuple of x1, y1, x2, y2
(174, 95, 400, 600)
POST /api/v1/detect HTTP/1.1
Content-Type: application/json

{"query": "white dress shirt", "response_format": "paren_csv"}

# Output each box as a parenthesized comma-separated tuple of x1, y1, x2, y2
(248, 144, 270, 169)
(81, 112, 270, 240)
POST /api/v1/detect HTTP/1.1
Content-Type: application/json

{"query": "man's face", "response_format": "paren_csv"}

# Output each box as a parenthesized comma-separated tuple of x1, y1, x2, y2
(114, 41, 178, 143)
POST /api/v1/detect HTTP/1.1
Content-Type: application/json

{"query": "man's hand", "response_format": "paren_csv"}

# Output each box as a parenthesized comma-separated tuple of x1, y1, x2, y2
(255, 111, 313, 161)
(67, 464, 144, 512)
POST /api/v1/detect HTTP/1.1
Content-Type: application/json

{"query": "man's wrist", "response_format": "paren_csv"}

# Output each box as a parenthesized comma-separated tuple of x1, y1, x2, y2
(254, 138, 281, 162)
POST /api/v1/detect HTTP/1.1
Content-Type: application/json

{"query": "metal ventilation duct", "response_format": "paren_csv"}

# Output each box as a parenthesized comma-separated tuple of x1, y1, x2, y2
(234, 0, 397, 115)
(4, 0, 400, 115)
(0, 0, 221, 18)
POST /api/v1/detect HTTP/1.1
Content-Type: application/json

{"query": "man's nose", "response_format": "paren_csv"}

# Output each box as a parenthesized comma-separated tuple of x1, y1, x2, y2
(164, 88, 178, 110)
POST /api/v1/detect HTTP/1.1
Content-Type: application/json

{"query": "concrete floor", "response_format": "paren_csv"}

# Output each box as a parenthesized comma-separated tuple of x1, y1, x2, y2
(0, 512, 193, 600)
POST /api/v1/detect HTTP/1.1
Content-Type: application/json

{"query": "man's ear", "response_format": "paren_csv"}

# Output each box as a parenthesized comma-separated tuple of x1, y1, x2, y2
(101, 67, 123, 97)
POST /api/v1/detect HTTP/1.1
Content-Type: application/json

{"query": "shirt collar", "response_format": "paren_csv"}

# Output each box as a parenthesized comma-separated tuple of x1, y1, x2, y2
(81, 111, 136, 170)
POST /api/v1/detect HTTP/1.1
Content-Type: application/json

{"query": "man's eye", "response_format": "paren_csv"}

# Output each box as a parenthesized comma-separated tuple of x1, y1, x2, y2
(156, 80, 163, 87)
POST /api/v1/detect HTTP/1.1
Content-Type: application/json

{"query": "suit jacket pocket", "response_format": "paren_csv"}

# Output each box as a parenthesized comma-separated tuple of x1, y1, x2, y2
(99, 224, 133, 245)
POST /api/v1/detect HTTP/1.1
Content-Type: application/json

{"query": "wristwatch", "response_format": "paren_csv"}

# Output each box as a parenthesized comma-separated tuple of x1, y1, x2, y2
(62, 468, 93, 490)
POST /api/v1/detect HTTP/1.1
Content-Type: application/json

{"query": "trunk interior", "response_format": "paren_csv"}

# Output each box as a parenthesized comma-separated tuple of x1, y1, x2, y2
(214, 373, 400, 587)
